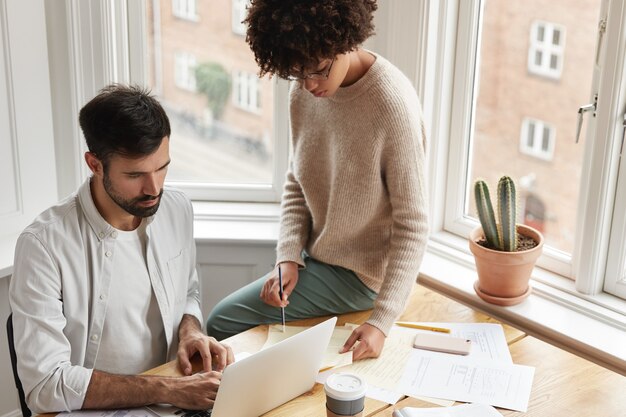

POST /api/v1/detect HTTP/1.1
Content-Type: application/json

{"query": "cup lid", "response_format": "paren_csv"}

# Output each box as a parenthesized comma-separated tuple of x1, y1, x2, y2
(324, 372, 367, 401)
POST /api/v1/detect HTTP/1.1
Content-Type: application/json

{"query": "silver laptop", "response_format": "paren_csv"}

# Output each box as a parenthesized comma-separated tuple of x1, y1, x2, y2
(147, 317, 337, 417)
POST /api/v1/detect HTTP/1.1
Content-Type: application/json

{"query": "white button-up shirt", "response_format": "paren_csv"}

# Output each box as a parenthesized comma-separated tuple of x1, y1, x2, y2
(9, 179, 203, 413)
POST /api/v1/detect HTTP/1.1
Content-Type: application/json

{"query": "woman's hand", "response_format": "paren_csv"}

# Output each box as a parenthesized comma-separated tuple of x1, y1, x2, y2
(260, 261, 299, 307)
(340, 323, 386, 360)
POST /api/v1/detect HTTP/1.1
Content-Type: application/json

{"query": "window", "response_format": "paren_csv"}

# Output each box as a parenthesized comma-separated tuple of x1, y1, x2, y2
(232, 0, 248, 36)
(135, 0, 289, 202)
(232, 70, 261, 113)
(433, 0, 626, 306)
(174, 51, 197, 91)
(528, 20, 566, 79)
(520, 118, 555, 161)
(172, 0, 198, 21)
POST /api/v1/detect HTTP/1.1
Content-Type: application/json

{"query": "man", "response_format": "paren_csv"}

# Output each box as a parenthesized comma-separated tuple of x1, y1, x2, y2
(9, 84, 233, 413)
(206, 0, 428, 360)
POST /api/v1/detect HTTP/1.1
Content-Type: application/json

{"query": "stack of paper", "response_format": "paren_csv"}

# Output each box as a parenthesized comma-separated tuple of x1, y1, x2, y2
(317, 322, 535, 412)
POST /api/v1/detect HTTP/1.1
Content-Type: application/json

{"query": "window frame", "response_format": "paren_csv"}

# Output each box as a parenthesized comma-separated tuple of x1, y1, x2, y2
(519, 117, 556, 161)
(528, 20, 566, 79)
(231, 0, 248, 36)
(398, 0, 626, 308)
(232, 69, 261, 114)
(174, 50, 197, 92)
(172, 0, 198, 22)
(128, 1, 289, 203)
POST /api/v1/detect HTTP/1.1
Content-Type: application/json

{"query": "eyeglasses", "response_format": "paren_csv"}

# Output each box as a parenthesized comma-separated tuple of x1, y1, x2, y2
(287, 58, 335, 81)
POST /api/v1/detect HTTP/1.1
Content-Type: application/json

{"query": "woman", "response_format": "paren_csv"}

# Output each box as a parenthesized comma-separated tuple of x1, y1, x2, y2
(206, 0, 429, 360)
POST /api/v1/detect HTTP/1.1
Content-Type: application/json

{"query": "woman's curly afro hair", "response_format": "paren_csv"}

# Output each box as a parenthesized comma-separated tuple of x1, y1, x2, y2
(244, 0, 377, 79)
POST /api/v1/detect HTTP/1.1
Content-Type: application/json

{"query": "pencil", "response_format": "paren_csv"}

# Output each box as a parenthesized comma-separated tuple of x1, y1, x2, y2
(394, 321, 451, 333)
(278, 265, 286, 332)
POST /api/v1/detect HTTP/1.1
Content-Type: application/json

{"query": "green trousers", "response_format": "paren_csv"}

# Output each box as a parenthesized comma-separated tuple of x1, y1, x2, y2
(205, 256, 377, 341)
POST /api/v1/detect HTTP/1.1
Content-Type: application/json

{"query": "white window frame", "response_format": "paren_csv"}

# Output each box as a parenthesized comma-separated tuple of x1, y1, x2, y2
(174, 51, 197, 92)
(520, 117, 555, 161)
(232, 0, 248, 36)
(172, 0, 198, 22)
(528, 20, 566, 79)
(232, 69, 261, 114)
(414, 0, 626, 304)
(129, 2, 289, 203)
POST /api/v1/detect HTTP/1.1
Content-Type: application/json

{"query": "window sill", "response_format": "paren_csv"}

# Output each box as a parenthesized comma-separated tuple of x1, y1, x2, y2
(423, 237, 626, 375)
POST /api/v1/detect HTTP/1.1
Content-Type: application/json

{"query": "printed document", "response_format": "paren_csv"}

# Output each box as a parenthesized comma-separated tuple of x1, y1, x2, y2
(397, 349, 534, 412)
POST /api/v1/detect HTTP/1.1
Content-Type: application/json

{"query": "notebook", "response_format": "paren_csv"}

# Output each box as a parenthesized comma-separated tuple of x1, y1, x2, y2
(147, 316, 337, 417)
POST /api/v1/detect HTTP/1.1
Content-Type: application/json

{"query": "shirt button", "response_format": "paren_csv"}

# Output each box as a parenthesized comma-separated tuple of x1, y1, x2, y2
(105, 251, 112, 257)
(99, 294, 106, 301)
(99, 232, 105, 239)
(91, 334, 99, 341)
(111, 231, 118, 238)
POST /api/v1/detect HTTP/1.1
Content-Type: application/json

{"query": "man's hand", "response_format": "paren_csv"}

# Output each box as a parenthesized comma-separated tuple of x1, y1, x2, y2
(339, 323, 386, 360)
(178, 315, 234, 375)
(163, 371, 223, 410)
(260, 262, 299, 307)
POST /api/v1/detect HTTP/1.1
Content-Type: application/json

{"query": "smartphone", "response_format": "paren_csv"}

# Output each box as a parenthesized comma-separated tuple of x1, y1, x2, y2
(413, 333, 472, 355)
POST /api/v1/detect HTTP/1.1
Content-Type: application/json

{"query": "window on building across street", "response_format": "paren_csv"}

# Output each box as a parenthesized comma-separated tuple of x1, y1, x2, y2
(174, 51, 197, 91)
(520, 118, 555, 161)
(528, 20, 566, 79)
(172, 0, 198, 21)
(232, 0, 248, 36)
(232, 70, 261, 113)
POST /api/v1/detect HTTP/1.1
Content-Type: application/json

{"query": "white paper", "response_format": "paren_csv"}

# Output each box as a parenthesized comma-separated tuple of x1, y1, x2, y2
(397, 350, 534, 412)
(392, 403, 502, 417)
(59, 410, 154, 417)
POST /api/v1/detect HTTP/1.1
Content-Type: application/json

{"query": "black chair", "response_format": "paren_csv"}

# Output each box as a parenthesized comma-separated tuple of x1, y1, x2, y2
(7, 314, 31, 417)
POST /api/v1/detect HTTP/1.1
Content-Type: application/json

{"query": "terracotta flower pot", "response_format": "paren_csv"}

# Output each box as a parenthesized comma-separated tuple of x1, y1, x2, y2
(469, 224, 544, 306)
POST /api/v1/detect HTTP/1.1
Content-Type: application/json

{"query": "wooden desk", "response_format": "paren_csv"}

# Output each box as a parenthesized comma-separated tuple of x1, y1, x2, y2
(70, 284, 625, 416)
(146, 284, 526, 416)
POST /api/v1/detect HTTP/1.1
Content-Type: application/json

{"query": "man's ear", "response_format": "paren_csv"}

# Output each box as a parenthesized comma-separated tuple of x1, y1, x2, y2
(85, 152, 103, 177)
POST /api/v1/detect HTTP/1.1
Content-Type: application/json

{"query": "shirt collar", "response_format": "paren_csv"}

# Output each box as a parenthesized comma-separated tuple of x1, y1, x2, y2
(77, 177, 156, 241)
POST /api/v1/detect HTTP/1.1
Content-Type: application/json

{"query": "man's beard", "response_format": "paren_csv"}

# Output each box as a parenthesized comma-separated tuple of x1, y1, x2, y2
(103, 173, 163, 218)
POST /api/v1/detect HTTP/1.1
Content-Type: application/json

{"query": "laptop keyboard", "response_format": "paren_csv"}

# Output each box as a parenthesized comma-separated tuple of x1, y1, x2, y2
(173, 409, 212, 417)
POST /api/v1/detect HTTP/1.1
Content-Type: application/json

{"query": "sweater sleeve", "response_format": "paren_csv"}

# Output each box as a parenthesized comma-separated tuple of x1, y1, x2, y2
(366, 98, 430, 335)
(275, 160, 311, 267)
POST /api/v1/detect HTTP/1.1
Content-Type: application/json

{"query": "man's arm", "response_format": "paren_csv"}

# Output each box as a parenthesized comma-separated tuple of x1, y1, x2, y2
(82, 370, 222, 410)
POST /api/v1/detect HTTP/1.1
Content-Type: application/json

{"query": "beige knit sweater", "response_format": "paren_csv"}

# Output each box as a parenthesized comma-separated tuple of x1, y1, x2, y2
(276, 53, 429, 335)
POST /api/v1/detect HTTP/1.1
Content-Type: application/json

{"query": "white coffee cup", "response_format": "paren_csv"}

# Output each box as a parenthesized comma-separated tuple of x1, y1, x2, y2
(324, 372, 367, 417)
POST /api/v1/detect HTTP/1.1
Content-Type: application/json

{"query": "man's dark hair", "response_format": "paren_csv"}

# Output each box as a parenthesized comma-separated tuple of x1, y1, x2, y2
(245, 0, 377, 79)
(79, 84, 170, 165)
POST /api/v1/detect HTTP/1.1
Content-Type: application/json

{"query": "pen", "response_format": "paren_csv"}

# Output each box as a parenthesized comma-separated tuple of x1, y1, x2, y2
(278, 264, 286, 332)
(394, 321, 451, 333)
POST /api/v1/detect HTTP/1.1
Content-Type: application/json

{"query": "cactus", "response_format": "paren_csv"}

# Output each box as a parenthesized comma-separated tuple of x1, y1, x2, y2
(475, 180, 498, 248)
(474, 176, 518, 252)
